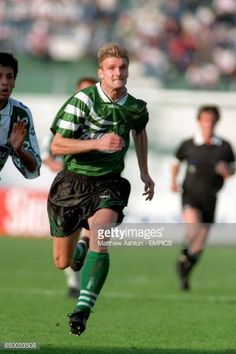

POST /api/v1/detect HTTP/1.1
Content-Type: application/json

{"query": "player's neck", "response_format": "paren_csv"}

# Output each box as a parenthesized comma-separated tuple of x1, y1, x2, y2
(101, 84, 126, 102)
(202, 132, 214, 145)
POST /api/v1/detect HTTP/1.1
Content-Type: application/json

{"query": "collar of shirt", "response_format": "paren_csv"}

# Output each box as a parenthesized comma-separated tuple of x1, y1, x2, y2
(0, 99, 11, 115)
(193, 130, 222, 146)
(96, 82, 128, 105)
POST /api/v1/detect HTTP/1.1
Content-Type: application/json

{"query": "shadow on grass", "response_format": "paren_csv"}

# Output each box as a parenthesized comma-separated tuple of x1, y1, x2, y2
(12, 347, 236, 354)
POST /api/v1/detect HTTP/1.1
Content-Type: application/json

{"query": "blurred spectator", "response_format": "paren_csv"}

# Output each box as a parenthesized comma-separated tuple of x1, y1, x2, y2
(25, 21, 50, 58)
(0, 0, 235, 90)
(185, 62, 220, 89)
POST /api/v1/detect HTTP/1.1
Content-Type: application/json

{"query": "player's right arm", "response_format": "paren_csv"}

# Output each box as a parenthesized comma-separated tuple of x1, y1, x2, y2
(50, 92, 124, 155)
(170, 141, 187, 192)
(51, 132, 124, 155)
(170, 160, 180, 192)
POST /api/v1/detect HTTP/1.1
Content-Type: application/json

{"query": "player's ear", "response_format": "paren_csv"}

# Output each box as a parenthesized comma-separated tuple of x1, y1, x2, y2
(97, 68, 104, 80)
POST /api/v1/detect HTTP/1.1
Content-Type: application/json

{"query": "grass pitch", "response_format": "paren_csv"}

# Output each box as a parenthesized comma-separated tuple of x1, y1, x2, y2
(0, 236, 236, 354)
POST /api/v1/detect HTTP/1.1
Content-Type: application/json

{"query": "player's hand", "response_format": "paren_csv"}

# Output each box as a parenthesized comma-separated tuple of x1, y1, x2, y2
(43, 157, 64, 172)
(9, 121, 27, 152)
(215, 161, 232, 179)
(98, 133, 125, 152)
(171, 180, 179, 192)
(141, 173, 155, 201)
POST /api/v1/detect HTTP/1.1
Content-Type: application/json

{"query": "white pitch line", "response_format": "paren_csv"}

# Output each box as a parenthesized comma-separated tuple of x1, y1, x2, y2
(0, 287, 64, 296)
(103, 291, 236, 303)
(0, 288, 236, 303)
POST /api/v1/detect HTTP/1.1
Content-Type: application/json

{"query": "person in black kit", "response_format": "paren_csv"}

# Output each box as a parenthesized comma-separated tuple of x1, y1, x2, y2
(171, 105, 235, 290)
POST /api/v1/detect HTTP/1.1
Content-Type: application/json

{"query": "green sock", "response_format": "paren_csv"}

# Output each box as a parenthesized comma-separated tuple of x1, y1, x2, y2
(75, 251, 110, 312)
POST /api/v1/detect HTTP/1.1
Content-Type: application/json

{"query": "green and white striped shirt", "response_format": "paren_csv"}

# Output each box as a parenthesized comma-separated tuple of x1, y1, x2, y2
(51, 83, 149, 176)
(0, 98, 41, 178)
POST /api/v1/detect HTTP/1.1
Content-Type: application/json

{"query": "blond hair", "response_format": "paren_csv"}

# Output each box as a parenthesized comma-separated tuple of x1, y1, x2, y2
(98, 43, 129, 68)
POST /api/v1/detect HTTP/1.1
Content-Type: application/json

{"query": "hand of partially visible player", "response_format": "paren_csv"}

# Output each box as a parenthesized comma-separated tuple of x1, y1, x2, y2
(98, 133, 125, 152)
(170, 180, 179, 192)
(141, 173, 155, 201)
(43, 156, 64, 172)
(215, 161, 232, 179)
(9, 121, 27, 152)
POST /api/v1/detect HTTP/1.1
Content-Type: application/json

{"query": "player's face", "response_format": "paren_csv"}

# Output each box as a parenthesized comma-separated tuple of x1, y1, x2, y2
(98, 57, 128, 95)
(0, 65, 15, 107)
(198, 112, 217, 136)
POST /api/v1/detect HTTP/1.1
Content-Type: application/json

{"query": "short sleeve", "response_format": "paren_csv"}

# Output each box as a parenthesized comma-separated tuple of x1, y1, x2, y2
(133, 100, 149, 132)
(223, 141, 235, 164)
(126, 99, 149, 132)
(175, 141, 188, 161)
(51, 95, 82, 138)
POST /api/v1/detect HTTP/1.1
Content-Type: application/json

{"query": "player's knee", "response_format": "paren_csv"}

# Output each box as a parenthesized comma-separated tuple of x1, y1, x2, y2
(54, 256, 70, 270)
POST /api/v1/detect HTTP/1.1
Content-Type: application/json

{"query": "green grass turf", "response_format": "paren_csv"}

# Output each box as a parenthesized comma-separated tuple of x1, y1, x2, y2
(0, 237, 236, 354)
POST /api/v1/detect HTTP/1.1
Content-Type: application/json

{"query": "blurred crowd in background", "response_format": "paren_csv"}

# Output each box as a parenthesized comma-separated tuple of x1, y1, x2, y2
(0, 0, 236, 90)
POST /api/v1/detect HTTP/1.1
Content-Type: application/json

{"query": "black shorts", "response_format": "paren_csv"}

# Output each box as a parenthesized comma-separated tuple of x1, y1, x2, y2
(47, 169, 131, 237)
(182, 192, 217, 223)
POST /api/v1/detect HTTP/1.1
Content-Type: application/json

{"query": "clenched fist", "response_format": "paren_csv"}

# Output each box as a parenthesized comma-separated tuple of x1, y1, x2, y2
(97, 133, 125, 152)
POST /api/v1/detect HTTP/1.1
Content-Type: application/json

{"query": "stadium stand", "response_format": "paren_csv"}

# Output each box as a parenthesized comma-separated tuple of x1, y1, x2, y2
(0, 0, 236, 92)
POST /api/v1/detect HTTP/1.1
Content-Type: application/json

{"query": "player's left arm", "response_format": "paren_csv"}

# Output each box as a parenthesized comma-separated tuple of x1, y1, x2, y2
(132, 128, 155, 200)
(215, 143, 235, 179)
(10, 108, 41, 178)
(216, 161, 235, 179)
(41, 132, 63, 172)
(9, 121, 37, 172)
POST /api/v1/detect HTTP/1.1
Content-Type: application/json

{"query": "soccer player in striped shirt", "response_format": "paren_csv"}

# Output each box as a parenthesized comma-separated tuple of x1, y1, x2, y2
(0, 52, 41, 178)
(41, 77, 97, 299)
(47, 43, 155, 336)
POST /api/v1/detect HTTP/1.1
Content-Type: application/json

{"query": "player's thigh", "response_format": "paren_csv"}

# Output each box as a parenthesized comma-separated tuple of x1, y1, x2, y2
(183, 206, 201, 223)
(53, 229, 81, 269)
(88, 208, 118, 252)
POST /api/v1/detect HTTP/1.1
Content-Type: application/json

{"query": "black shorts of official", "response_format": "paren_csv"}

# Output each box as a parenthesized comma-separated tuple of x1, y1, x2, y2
(182, 192, 217, 223)
(47, 169, 131, 237)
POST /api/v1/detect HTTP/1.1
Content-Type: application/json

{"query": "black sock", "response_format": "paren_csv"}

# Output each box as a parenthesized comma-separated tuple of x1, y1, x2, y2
(180, 248, 202, 272)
